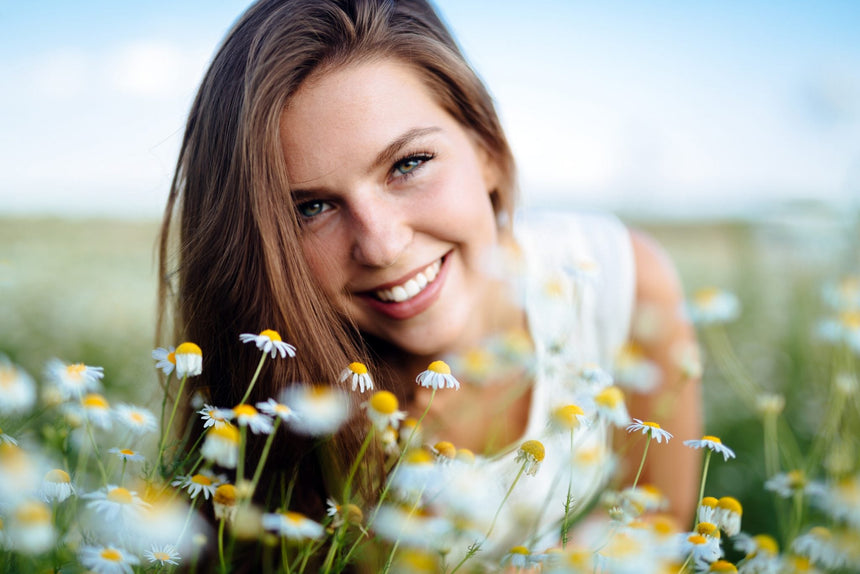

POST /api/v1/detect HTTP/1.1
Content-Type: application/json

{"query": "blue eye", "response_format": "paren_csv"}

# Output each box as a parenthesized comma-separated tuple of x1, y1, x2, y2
(392, 153, 434, 179)
(296, 200, 331, 219)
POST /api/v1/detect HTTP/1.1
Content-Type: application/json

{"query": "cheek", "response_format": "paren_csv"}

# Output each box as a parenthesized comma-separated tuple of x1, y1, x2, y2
(301, 237, 348, 294)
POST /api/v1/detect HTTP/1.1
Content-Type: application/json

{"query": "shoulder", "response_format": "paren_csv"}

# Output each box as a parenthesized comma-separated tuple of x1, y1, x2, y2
(629, 228, 684, 304)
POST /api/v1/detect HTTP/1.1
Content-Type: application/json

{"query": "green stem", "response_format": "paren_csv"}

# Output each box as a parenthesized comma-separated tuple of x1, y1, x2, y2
(631, 435, 652, 491)
(156, 373, 189, 477)
(342, 425, 375, 503)
(237, 425, 248, 485)
(218, 519, 227, 573)
(240, 353, 268, 405)
(250, 419, 282, 496)
(694, 450, 713, 528)
(83, 418, 108, 485)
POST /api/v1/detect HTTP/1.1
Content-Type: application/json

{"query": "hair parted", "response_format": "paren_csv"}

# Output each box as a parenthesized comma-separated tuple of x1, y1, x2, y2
(157, 0, 516, 513)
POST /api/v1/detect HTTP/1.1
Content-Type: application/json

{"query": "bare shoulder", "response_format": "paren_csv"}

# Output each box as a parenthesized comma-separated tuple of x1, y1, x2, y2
(628, 228, 684, 306)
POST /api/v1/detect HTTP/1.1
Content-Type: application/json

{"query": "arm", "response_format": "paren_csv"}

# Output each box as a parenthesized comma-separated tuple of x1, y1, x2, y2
(623, 229, 702, 525)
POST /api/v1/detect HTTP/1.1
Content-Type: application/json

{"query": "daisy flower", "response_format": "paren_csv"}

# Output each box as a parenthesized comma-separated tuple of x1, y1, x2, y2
(45, 358, 104, 399)
(256, 397, 297, 421)
(706, 560, 737, 572)
(172, 470, 225, 500)
(239, 329, 296, 358)
(698, 497, 719, 524)
(40, 468, 75, 503)
(679, 532, 722, 565)
(415, 360, 460, 390)
(398, 417, 423, 450)
(200, 424, 241, 468)
(113, 403, 157, 435)
(262, 510, 324, 540)
(791, 527, 846, 570)
(432, 440, 456, 461)
(715, 496, 742, 536)
(362, 390, 406, 431)
(227, 404, 274, 435)
(174, 342, 203, 378)
(282, 385, 350, 437)
(764, 469, 807, 498)
(326, 498, 364, 527)
(144, 544, 181, 567)
(84, 485, 150, 522)
(627, 419, 673, 443)
(81, 393, 113, 429)
(515, 439, 546, 476)
(688, 288, 740, 325)
(151, 346, 176, 376)
(614, 342, 661, 392)
(79, 544, 139, 574)
(7, 500, 56, 554)
(594, 386, 631, 427)
(683, 436, 736, 461)
(549, 403, 588, 432)
(107, 448, 145, 463)
(213, 483, 238, 521)
(388, 448, 441, 501)
(502, 546, 535, 569)
(341, 362, 374, 393)
(810, 474, 860, 527)
(198, 404, 232, 429)
(0, 357, 37, 415)
(578, 363, 613, 388)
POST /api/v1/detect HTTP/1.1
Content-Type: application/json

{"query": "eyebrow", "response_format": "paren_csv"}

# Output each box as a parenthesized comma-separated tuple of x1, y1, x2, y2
(371, 126, 441, 172)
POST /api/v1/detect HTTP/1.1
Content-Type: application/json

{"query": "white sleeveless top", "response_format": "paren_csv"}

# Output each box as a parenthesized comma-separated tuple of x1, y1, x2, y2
(441, 211, 636, 561)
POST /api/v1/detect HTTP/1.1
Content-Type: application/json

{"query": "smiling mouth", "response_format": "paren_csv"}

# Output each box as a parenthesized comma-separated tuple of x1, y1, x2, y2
(372, 258, 443, 303)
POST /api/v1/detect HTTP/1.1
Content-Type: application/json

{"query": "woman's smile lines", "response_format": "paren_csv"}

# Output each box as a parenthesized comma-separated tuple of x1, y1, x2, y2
(374, 259, 442, 303)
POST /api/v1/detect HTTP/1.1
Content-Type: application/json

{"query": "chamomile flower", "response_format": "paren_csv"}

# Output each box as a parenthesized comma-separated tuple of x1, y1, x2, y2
(113, 404, 157, 435)
(172, 470, 225, 500)
(198, 404, 231, 429)
(399, 417, 423, 450)
(200, 424, 241, 468)
(107, 448, 145, 463)
(502, 546, 536, 569)
(791, 527, 846, 570)
(282, 385, 350, 437)
(0, 357, 37, 415)
(213, 483, 238, 521)
(549, 403, 588, 432)
(715, 497, 742, 536)
(388, 448, 441, 501)
(578, 363, 613, 388)
(227, 404, 274, 435)
(734, 533, 780, 574)
(764, 470, 807, 498)
(432, 441, 456, 461)
(144, 544, 181, 566)
(341, 362, 374, 393)
(262, 510, 324, 540)
(683, 436, 736, 461)
(416, 360, 460, 390)
(151, 346, 176, 376)
(698, 497, 719, 524)
(79, 544, 139, 574)
(688, 288, 740, 325)
(45, 358, 104, 399)
(626, 419, 673, 443)
(239, 329, 296, 358)
(81, 393, 113, 429)
(707, 560, 737, 572)
(7, 500, 56, 554)
(515, 439, 546, 477)
(614, 342, 661, 392)
(680, 532, 722, 564)
(326, 498, 364, 527)
(256, 397, 297, 421)
(174, 342, 203, 377)
(810, 474, 860, 527)
(85, 485, 150, 522)
(362, 390, 406, 431)
(40, 468, 75, 503)
(594, 386, 631, 427)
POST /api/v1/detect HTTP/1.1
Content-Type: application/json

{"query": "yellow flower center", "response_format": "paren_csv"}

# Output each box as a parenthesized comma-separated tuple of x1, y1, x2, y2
(694, 288, 719, 305)
(709, 560, 737, 573)
(696, 522, 720, 538)
(717, 496, 742, 515)
(209, 424, 240, 444)
(841, 311, 860, 329)
(434, 441, 456, 459)
(702, 435, 722, 444)
(427, 360, 451, 375)
(285, 511, 306, 524)
(700, 496, 718, 508)
(369, 391, 399, 414)
(166, 351, 176, 364)
(191, 474, 213, 486)
(119, 449, 135, 456)
(642, 421, 661, 429)
(349, 362, 368, 375)
(100, 548, 123, 562)
(233, 404, 258, 417)
(82, 393, 109, 409)
(595, 386, 624, 408)
(260, 329, 282, 341)
(154, 552, 170, 561)
(787, 469, 806, 489)
(687, 534, 707, 545)
(130, 412, 144, 423)
(45, 469, 71, 483)
(176, 342, 202, 356)
(15, 501, 51, 525)
(752, 534, 778, 555)
(509, 545, 530, 555)
(519, 439, 545, 462)
(214, 484, 237, 506)
(404, 449, 434, 465)
(456, 448, 475, 464)
(107, 487, 134, 504)
(0, 368, 15, 387)
(552, 404, 584, 428)
(808, 526, 831, 539)
(66, 363, 86, 380)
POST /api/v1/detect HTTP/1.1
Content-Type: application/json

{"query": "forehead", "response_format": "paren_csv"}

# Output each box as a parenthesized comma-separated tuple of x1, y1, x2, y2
(279, 59, 455, 185)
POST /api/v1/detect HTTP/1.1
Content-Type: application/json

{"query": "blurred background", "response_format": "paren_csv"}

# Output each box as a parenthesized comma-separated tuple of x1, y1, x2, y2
(2, 0, 859, 543)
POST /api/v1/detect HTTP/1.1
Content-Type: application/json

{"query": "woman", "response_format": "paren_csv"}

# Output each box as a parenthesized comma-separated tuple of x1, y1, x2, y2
(158, 0, 701, 564)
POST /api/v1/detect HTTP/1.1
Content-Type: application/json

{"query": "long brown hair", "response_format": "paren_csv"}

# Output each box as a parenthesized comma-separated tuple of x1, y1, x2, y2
(157, 0, 516, 515)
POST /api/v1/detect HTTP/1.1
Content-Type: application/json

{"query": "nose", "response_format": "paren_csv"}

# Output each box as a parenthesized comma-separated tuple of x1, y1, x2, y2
(349, 199, 413, 268)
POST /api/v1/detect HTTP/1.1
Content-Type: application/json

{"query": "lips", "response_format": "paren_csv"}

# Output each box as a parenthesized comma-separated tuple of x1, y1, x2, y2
(374, 259, 442, 303)
(357, 254, 450, 320)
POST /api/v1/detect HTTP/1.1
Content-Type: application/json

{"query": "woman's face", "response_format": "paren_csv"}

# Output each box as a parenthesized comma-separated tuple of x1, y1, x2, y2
(279, 59, 504, 358)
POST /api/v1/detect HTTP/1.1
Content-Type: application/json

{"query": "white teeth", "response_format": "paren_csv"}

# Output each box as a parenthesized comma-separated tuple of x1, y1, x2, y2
(375, 258, 443, 303)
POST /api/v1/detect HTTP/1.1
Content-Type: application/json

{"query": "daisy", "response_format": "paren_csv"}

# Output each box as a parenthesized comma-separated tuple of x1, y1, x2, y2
(40, 468, 75, 503)
(578, 363, 613, 388)
(262, 510, 324, 540)
(85, 485, 150, 522)
(501, 545, 535, 569)
(256, 397, 297, 421)
(415, 360, 460, 390)
(388, 448, 441, 501)
(81, 393, 113, 429)
(696, 522, 721, 540)
(515, 439, 546, 476)
(734, 533, 781, 574)
(679, 532, 722, 565)
(594, 386, 631, 427)
(791, 527, 846, 570)
(549, 403, 588, 432)
(239, 329, 296, 358)
(715, 497, 742, 536)
(326, 498, 364, 527)
(282, 385, 350, 437)
(688, 288, 740, 325)
(213, 483, 238, 521)
(7, 500, 56, 554)
(0, 357, 37, 415)
(341, 361, 374, 393)
(172, 470, 225, 500)
(174, 342, 203, 378)
(627, 419, 673, 443)
(200, 424, 241, 468)
(198, 403, 231, 429)
(45, 358, 104, 399)
(144, 543, 181, 567)
(614, 342, 661, 392)
(399, 417, 423, 450)
(362, 390, 406, 431)
(227, 404, 274, 435)
(107, 447, 145, 463)
(823, 275, 860, 310)
(79, 544, 139, 574)
(380, 426, 399, 455)
(683, 436, 736, 461)
(706, 561, 737, 572)
(113, 403, 157, 435)
(432, 440, 456, 461)
(151, 346, 176, 376)
(698, 497, 719, 524)
(764, 470, 807, 498)
(810, 474, 860, 527)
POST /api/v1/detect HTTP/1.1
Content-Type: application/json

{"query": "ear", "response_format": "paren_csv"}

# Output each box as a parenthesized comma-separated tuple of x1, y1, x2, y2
(476, 144, 501, 195)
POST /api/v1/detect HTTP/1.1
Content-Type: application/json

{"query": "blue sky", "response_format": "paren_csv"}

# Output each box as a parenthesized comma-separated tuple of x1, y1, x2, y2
(2, 1, 859, 218)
